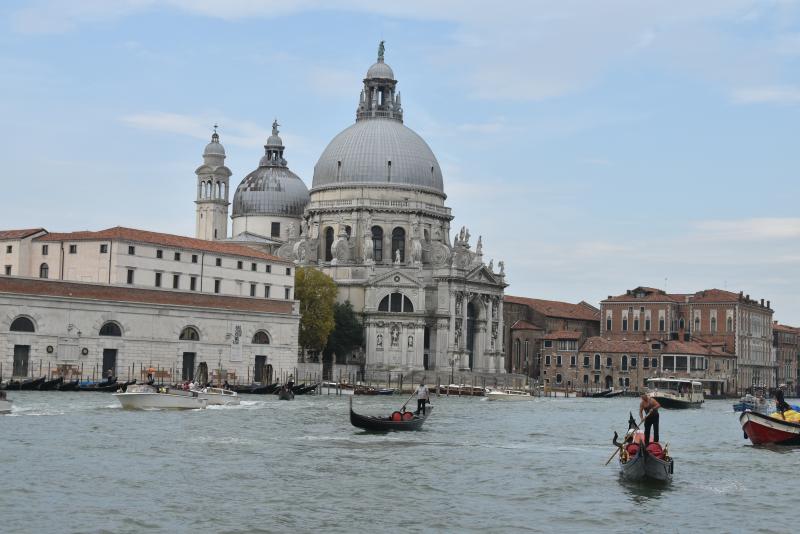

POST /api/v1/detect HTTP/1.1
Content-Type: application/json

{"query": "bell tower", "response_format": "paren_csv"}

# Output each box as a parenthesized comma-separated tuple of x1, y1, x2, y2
(195, 126, 232, 240)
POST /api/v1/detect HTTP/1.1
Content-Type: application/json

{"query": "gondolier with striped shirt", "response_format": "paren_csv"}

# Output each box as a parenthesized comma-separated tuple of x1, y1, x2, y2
(415, 382, 430, 415)
(639, 394, 661, 445)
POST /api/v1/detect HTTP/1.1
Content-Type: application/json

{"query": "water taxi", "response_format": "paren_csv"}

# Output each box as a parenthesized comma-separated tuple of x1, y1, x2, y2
(114, 384, 207, 410)
(646, 378, 704, 409)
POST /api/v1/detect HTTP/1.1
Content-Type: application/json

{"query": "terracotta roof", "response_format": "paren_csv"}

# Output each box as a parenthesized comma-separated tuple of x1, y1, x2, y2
(660, 339, 730, 357)
(542, 330, 582, 341)
(510, 319, 542, 331)
(34, 227, 289, 263)
(504, 295, 600, 321)
(579, 337, 650, 353)
(0, 228, 46, 240)
(689, 289, 742, 304)
(604, 287, 686, 303)
(0, 277, 294, 315)
(774, 323, 799, 333)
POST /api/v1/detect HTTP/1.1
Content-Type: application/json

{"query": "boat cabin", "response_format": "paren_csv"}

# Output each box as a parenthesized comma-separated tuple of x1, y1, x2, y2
(646, 378, 704, 408)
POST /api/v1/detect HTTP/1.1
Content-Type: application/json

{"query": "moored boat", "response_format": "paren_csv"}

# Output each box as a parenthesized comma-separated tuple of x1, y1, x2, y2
(114, 384, 207, 410)
(486, 389, 535, 401)
(646, 378, 703, 409)
(434, 384, 486, 396)
(319, 382, 355, 395)
(740, 410, 800, 446)
(57, 379, 80, 391)
(349, 397, 432, 431)
(3, 376, 46, 390)
(38, 376, 64, 391)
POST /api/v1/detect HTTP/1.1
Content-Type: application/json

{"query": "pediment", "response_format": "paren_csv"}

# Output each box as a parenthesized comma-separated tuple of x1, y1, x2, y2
(369, 269, 424, 288)
(466, 265, 500, 285)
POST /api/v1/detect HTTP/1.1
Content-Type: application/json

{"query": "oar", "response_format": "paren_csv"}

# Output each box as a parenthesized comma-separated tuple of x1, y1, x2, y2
(604, 418, 644, 466)
(401, 391, 416, 411)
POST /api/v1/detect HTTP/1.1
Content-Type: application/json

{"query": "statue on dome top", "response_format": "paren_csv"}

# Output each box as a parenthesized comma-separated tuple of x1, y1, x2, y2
(378, 40, 385, 61)
(272, 119, 280, 136)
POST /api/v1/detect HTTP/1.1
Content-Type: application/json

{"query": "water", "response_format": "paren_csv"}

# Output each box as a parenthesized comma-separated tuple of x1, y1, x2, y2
(1, 393, 797, 533)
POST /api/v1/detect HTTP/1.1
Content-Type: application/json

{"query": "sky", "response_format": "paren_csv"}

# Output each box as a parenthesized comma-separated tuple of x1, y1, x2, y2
(1, 0, 799, 323)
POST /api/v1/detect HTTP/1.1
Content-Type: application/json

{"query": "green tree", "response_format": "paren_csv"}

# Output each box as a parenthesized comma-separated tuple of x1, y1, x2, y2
(325, 301, 365, 363)
(294, 267, 338, 354)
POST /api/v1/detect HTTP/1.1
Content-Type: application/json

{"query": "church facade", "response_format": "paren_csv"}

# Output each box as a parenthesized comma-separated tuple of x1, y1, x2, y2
(203, 44, 507, 374)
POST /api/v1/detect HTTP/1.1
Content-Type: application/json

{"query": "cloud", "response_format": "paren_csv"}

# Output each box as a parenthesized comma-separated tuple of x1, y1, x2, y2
(693, 218, 800, 241)
(731, 85, 800, 104)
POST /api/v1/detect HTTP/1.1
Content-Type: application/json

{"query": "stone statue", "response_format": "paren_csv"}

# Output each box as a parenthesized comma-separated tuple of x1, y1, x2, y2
(378, 40, 385, 61)
(488, 259, 494, 272)
(272, 119, 280, 136)
(394, 249, 401, 264)
(376, 333, 383, 349)
(407, 335, 414, 348)
(498, 261, 505, 275)
(464, 228, 470, 244)
(459, 226, 465, 242)
(476, 235, 482, 255)
(390, 325, 399, 346)
(300, 217, 309, 238)
(455, 294, 463, 315)
(287, 221, 297, 239)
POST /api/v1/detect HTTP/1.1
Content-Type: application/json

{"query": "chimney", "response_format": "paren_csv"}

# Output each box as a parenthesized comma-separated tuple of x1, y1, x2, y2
(627, 290, 631, 295)
(760, 298, 764, 306)
(746, 294, 750, 301)
(767, 300, 770, 309)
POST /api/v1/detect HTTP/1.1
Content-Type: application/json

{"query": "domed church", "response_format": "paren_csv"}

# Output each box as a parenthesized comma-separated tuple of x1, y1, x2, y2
(195, 43, 507, 373)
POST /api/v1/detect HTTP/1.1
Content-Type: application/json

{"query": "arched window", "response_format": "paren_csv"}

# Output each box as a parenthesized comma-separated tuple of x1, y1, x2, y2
(621, 355, 628, 371)
(324, 227, 334, 262)
(10, 316, 35, 332)
(99, 322, 122, 336)
(199, 181, 204, 198)
(216, 182, 221, 199)
(727, 317, 733, 332)
(378, 292, 414, 313)
(694, 316, 700, 332)
(39, 263, 49, 279)
(710, 317, 717, 332)
(606, 356, 613, 368)
(220, 182, 225, 199)
(252, 330, 270, 344)
(679, 317, 685, 330)
(205, 182, 211, 198)
(392, 227, 405, 262)
(179, 326, 200, 341)
(594, 354, 601, 370)
(372, 226, 384, 262)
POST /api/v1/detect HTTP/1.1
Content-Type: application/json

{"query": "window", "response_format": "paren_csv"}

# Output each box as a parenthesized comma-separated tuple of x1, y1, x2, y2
(606, 317, 612, 331)
(174, 252, 181, 261)
(556, 374, 563, 384)
(679, 318, 685, 330)
(128, 245, 135, 255)
(42, 245, 48, 255)
(264, 285, 271, 298)
(155, 273, 162, 287)
(325, 227, 334, 261)
(392, 227, 405, 262)
(727, 316, 733, 332)
(545, 355, 551, 366)
(583, 375, 589, 384)
(237, 261, 243, 270)
(694, 317, 700, 332)
(251, 263, 257, 271)
(372, 226, 384, 262)
(10, 316, 35, 332)
(4, 265, 10, 275)
(284, 287, 291, 299)
(156, 249, 163, 259)
(594, 354, 601, 370)
(378, 292, 414, 313)
(644, 318, 651, 331)
(583, 355, 590, 367)
(191, 254, 198, 264)
(173, 274, 180, 289)
(621, 355, 628, 371)
(5, 245, 11, 253)
(710, 317, 717, 332)
(651, 358, 658, 368)
(215, 258, 222, 267)
(126, 269, 134, 284)
(99, 322, 122, 336)
(190, 276, 197, 291)
(179, 326, 199, 341)
(659, 318, 665, 331)
(266, 264, 271, 273)
(643, 357, 649, 369)
(556, 355, 562, 367)
(543, 340, 553, 348)
(252, 331, 270, 344)
(633, 318, 639, 331)
(286, 267, 291, 276)
(622, 317, 628, 331)
(214, 280, 221, 293)
(271, 222, 280, 238)
(39, 263, 49, 279)
(250, 283, 256, 297)
(69, 244, 77, 254)
(630, 356, 637, 368)
(100, 244, 108, 253)
(606, 357, 613, 368)
(570, 355, 576, 367)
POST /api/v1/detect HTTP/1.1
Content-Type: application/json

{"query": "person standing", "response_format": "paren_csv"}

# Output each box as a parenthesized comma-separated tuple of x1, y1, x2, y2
(639, 393, 661, 445)
(415, 382, 430, 415)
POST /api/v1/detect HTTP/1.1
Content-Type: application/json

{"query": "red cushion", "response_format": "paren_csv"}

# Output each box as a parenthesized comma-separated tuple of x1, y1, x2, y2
(402, 412, 414, 421)
(625, 444, 640, 457)
(646, 443, 664, 459)
(390, 412, 403, 421)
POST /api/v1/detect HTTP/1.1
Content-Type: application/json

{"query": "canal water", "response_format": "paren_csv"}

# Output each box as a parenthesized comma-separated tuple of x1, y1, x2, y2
(1, 393, 796, 533)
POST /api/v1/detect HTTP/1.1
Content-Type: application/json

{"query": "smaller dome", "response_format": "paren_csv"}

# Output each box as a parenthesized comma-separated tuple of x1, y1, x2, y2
(266, 134, 283, 147)
(367, 60, 394, 80)
(204, 132, 225, 156)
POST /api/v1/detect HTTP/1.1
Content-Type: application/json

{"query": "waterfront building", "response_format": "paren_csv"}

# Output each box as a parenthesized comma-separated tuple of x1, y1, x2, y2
(503, 295, 600, 376)
(600, 286, 774, 392)
(773, 322, 799, 394)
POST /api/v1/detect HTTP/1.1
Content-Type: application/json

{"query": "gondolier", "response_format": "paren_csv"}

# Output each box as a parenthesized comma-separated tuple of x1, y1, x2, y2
(639, 393, 661, 445)
(415, 382, 430, 415)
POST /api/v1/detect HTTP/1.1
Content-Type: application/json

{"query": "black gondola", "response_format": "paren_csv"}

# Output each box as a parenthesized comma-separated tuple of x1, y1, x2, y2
(57, 380, 80, 391)
(276, 385, 294, 400)
(250, 382, 279, 394)
(38, 376, 64, 390)
(296, 383, 320, 395)
(3, 376, 46, 390)
(79, 380, 122, 392)
(349, 397, 433, 431)
(291, 383, 306, 393)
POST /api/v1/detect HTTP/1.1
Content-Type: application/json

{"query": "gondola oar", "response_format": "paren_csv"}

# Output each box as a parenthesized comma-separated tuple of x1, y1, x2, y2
(400, 391, 416, 411)
(604, 416, 643, 465)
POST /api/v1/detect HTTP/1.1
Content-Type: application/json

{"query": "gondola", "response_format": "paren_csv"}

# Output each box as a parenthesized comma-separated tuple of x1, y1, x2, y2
(349, 397, 433, 431)
(291, 383, 306, 393)
(38, 376, 64, 390)
(79, 379, 128, 392)
(3, 376, 46, 390)
(297, 383, 320, 395)
(591, 389, 612, 398)
(57, 379, 80, 391)
(612, 413, 673, 482)
(276, 385, 294, 400)
(250, 382, 279, 394)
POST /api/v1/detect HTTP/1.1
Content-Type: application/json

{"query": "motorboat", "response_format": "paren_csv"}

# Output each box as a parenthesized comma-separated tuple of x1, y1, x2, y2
(349, 397, 433, 431)
(740, 409, 800, 446)
(612, 413, 673, 482)
(319, 382, 355, 395)
(192, 387, 240, 406)
(0, 391, 12, 414)
(486, 389, 535, 401)
(114, 384, 207, 410)
(646, 378, 703, 408)
(434, 384, 486, 396)
(733, 393, 773, 414)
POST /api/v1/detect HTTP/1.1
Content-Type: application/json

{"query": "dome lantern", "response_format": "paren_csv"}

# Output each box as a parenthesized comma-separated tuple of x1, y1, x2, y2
(357, 41, 402, 123)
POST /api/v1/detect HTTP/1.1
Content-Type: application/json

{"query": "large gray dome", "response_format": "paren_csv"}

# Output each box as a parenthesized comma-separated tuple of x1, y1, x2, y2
(311, 118, 444, 195)
(232, 166, 309, 217)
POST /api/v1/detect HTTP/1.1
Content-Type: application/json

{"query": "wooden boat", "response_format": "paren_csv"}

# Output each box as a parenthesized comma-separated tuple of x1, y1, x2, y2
(613, 415, 673, 482)
(38, 376, 64, 390)
(57, 380, 80, 391)
(349, 397, 433, 431)
(740, 410, 800, 446)
(3, 376, 46, 390)
(646, 378, 703, 408)
(114, 384, 207, 410)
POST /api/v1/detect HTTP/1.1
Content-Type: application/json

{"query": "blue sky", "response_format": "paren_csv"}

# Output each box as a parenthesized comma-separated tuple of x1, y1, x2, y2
(2, 1, 799, 323)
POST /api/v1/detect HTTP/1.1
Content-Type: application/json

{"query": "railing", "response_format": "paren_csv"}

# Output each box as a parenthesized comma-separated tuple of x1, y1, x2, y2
(307, 198, 451, 215)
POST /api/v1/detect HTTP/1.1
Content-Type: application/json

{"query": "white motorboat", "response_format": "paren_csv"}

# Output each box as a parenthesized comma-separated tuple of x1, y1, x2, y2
(0, 391, 12, 414)
(114, 384, 207, 410)
(486, 389, 536, 401)
(192, 387, 240, 406)
(646, 378, 704, 409)
(319, 382, 355, 395)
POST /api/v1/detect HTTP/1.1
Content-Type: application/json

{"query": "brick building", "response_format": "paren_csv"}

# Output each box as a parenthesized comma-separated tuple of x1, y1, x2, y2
(773, 323, 799, 395)
(503, 295, 600, 377)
